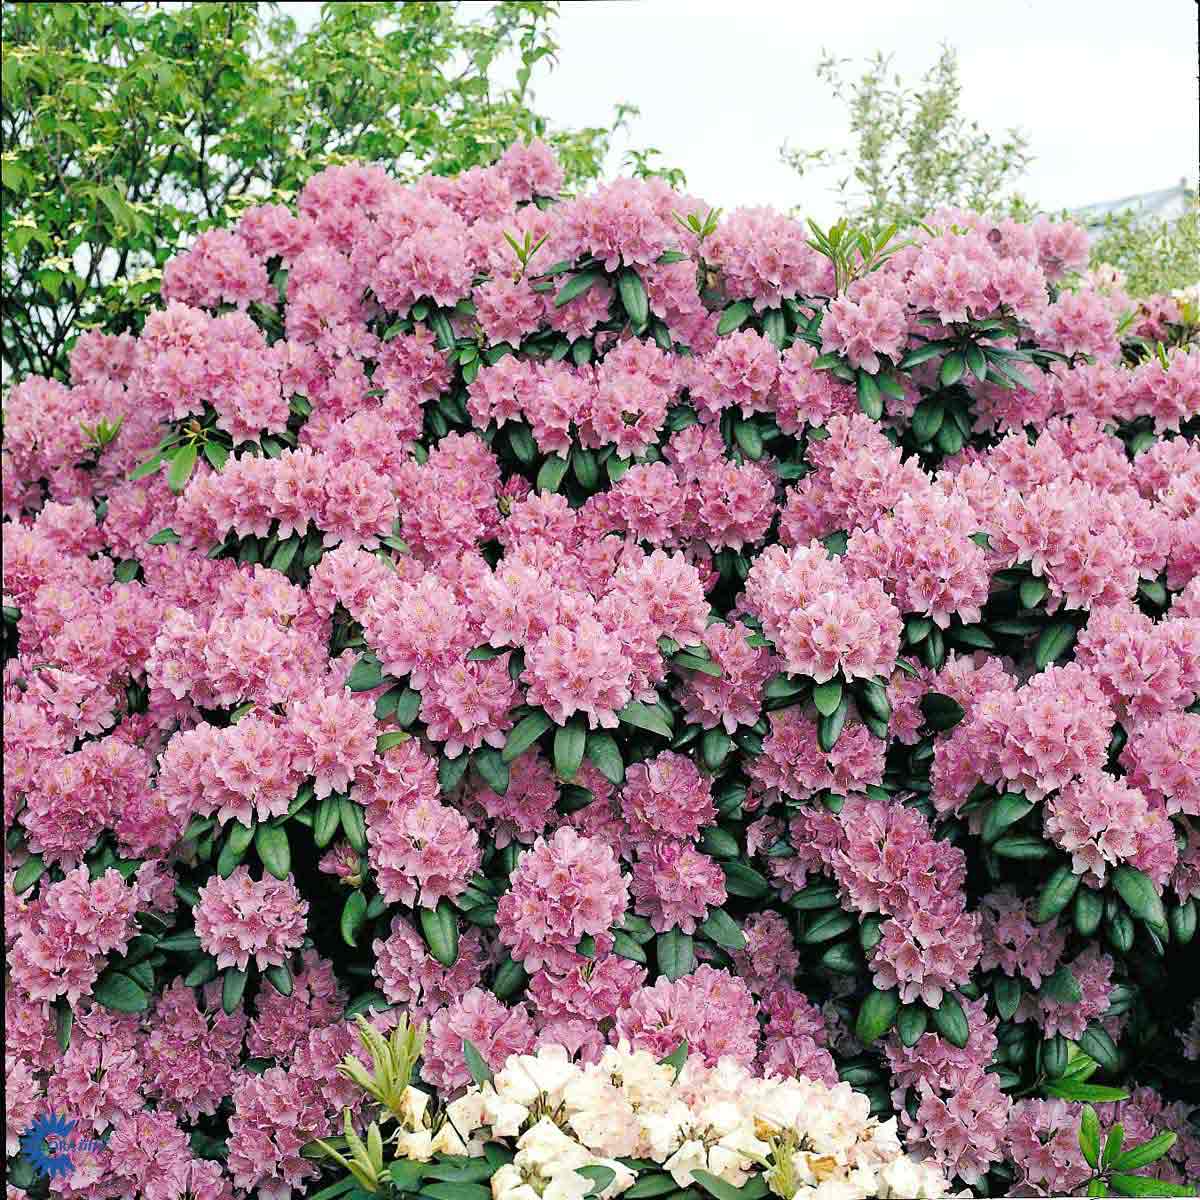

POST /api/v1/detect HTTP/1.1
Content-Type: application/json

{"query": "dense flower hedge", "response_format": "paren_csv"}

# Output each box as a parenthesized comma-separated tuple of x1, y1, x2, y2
(4, 139, 1200, 1199)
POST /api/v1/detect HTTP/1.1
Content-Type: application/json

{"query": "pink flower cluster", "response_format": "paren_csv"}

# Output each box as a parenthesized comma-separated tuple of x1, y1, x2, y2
(194, 866, 308, 971)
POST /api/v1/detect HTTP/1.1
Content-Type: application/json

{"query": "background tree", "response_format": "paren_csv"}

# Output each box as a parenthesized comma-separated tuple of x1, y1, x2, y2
(0, 0, 637, 380)
(1087, 200, 1200, 298)
(781, 44, 1033, 229)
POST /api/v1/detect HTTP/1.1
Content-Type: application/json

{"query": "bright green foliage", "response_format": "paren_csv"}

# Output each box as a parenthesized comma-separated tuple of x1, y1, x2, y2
(0, 1, 633, 379)
(1088, 200, 1200, 298)
(782, 45, 1033, 229)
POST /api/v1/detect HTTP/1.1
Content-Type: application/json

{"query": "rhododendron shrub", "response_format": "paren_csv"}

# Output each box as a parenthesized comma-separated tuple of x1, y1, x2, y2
(3, 142, 1199, 1199)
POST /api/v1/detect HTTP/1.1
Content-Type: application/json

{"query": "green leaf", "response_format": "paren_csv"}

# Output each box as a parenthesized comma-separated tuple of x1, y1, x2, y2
(313, 796, 341, 849)
(1019, 577, 1049, 608)
(502, 712, 553, 763)
(422, 1158, 493, 1184)
(855, 988, 900, 1044)
(675, 650, 722, 677)
(981, 792, 1034, 843)
(612, 931, 648, 964)
(700, 727, 733, 771)
(340, 889, 368, 948)
(993, 834, 1054, 860)
(812, 678, 843, 717)
(624, 1173, 678, 1199)
(857, 370, 883, 420)
(421, 1184, 491, 1200)
(691, 1169, 747, 1200)
(659, 1040, 688, 1076)
(817, 693, 849, 752)
(994, 976, 1022, 1021)
(1044, 1080, 1130, 1102)
(899, 340, 955, 368)
(931, 993, 969, 1048)
(94, 970, 150, 1014)
(203, 441, 229, 472)
(167, 442, 198, 494)
(617, 269, 649, 327)
(579, 732, 622, 787)
(698, 908, 745, 951)
(721, 861, 770, 899)
(1080, 1104, 1102, 1168)
(388, 1161, 427, 1192)
(420, 900, 460, 967)
(920, 691, 965, 731)
(339, 797, 367, 853)
(473, 747, 510, 795)
(462, 1038, 493, 1086)
(939, 351, 966, 387)
(553, 720, 586, 781)
(1108, 1176, 1194, 1197)
(575, 1166, 617, 1198)
(555, 270, 605, 307)
(1075, 887, 1105, 936)
(1113, 866, 1168, 935)
(255, 822, 291, 880)
(222, 967, 247, 1015)
(12, 854, 45, 895)
(1035, 621, 1077, 670)
(733, 419, 764, 459)
(264, 963, 293, 996)
(1036, 864, 1082, 923)
(440, 753, 470, 794)
(147, 527, 180, 545)
(271, 535, 300, 573)
(536, 454, 569, 493)
(657, 927, 695, 980)
(618, 699, 673, 738)
(158, 931, 202, 952)
(376, 730, 411, 754)
(716, 299, 753, 335)
(897, 1003, 928, 1047)
(803, 909, 855, 944)
(1042, 964, 1083, 1005)
(346, 655, 387, 692)
(1111, 1132, 1177, 1172)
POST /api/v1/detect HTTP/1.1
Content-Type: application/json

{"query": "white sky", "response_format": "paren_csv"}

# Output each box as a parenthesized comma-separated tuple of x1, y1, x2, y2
(283, 0, 1199, 219)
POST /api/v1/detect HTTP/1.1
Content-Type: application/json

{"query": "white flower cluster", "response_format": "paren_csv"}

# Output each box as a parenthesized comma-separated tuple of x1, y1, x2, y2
(441, 1042, 955, 1200)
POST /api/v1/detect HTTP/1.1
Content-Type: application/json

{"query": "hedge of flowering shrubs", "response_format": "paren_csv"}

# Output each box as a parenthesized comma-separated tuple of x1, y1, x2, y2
(4, 138, 1200, 1199)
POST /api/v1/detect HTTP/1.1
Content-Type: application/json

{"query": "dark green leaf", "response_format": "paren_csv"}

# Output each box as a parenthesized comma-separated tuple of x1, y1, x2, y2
(1111, 1133, 1178, 1172)
(462, 1038, 493, 1086)
(931, 993, 969, 1047)
(716, 300, 753, 335)
(584, 731, 624, 786)
(618, 700, 673, 738)
(1035, 622, 1077, 670)
(555, 270, 605, 308)
(94, 970, 149, 1014)
(222, 967, 247, 1015)
(553, 720, 586, 781)
(657, 927, 696, 980)
(1113, 866, 1168, 935)
(698, 908, 745, 951)
(473, 747, 510, 795)
(340, 889, 368, 948)
(920, 691, 965, 731)
(855, 988, 900, 1043)
(420, 900, 460, 967)
(255, 822, 290, 880)
(167, 442, 198, 494)
(502, 712, 553, 763)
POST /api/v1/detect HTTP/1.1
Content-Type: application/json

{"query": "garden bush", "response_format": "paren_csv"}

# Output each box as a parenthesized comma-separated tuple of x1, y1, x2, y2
(4, 138, 1200, 1199)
